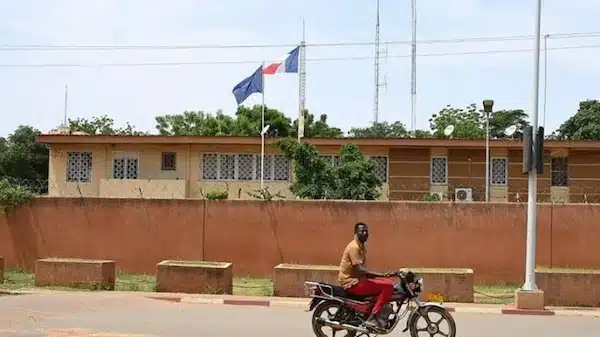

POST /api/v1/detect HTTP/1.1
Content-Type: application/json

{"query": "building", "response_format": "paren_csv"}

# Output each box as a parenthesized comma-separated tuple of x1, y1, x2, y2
(36, 134, 600, 203)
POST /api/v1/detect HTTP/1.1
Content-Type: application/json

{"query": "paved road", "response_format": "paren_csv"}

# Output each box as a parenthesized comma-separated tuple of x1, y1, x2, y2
(0, 292, 598, 336)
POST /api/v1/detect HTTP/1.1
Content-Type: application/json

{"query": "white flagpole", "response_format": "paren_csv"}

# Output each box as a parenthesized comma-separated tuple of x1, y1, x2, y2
(298, 19, 306, 142)
(260, 61, 266, 190)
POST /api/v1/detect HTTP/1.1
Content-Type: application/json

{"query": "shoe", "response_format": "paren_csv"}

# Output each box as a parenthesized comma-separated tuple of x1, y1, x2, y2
(364, 316, 385, 330)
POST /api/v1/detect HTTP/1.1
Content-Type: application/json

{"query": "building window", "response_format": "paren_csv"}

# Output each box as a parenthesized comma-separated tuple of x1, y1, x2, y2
(551, 157, 568, 186)
(237, 154, 254, 180)
(370, 156, 388, 183)
(112, 152, 139, 179)
(66, 152, 92, 182)
(202, 154, 218, 180)
(430, 156, 448, 184)
(320, 155, 342, 166)
(273, 155, 290, 181)
(491, 157, 508, 185)
(201, 153, 290, 181)
(161, 152, 177, 171)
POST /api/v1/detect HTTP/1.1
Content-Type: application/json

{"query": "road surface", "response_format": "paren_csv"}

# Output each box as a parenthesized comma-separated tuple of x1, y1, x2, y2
(0, 292, 598, 336)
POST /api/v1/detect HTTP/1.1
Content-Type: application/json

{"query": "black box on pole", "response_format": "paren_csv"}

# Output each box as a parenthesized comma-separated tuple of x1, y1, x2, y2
(523, 126, 533, 174)
(536, 126, 545, 174)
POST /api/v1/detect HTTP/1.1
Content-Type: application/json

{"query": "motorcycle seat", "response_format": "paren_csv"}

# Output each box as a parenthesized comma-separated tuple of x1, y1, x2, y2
(320, 283, 377, 301)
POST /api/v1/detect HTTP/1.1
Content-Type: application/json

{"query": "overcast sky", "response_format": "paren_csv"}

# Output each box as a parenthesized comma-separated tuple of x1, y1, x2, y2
(1, 0, 599, 137)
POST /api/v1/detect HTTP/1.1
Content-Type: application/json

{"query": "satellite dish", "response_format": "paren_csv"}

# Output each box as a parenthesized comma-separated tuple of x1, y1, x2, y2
(504, 125, 517, 137)
(443, 125, 455, 136)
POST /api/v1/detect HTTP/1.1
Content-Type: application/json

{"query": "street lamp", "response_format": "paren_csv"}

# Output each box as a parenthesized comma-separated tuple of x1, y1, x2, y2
(260, 124, 271, 190)
(483, 99, 494, 202)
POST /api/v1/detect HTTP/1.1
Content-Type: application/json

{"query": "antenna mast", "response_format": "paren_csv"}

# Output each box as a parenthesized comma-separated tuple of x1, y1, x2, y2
(63, 84, 68, 125)
(297, 19, 307, 141)
(373, 0, 381, 124)
(410, 0, 417, 133)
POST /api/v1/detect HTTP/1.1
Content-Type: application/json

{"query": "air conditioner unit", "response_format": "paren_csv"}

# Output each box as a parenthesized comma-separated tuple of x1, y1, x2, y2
(455, 188, 473, 202)
(429, 192, 444, 201)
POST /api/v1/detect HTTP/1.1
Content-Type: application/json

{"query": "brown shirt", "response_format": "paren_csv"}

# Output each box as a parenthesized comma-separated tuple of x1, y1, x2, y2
(338, 238, 367, 289)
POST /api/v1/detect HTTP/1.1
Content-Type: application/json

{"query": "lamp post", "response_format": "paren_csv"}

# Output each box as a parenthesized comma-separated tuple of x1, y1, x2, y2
(260, 124, 270, 190)
(483, 99, 494, 202)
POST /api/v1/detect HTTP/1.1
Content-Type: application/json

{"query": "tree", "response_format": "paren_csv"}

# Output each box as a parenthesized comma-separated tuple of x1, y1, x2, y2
(555, 100, 600, 140)
(429, 104, 485, 139)
(276, 138, 382, 200)
(235, 105, 293, 137)
(0, 126, 49, 186)
(156, 110, 236, 136)
(276, 138, 338, 199)
(488, 109, 530, 139)
(348, 121, 408, 138)
(291, 111, 344, 138)
(69, 115, 145, 135)
(335, 143, 382, 200)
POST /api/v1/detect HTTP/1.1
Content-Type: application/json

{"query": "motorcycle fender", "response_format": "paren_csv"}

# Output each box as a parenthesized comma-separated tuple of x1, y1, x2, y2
(403, 303, 447, 332)
(308, 298, 324, 311)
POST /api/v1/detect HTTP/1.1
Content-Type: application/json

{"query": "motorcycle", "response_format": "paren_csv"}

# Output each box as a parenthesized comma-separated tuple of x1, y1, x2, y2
(305, 270, 456, 337)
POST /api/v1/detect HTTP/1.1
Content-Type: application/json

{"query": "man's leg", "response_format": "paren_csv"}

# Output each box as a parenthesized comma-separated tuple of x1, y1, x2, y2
(347, 278, 394, 328)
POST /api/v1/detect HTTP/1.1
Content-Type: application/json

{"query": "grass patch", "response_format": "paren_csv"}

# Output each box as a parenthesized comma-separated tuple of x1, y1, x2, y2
(233, 277, 273, 296)
(474, 284, 518, 304)
(0, 269, 512, 304)
(1, 269, 274, 296)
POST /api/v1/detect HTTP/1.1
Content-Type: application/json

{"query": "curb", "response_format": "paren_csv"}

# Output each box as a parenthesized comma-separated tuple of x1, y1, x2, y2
(171, 296, 600, 317)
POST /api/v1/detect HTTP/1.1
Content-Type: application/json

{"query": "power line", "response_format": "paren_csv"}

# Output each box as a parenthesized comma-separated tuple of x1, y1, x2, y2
(1, 43, 599, 68)
(1, 32, 600, 51)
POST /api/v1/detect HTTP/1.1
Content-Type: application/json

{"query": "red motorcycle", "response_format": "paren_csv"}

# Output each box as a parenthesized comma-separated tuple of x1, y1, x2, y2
(305, 270, 456, 337)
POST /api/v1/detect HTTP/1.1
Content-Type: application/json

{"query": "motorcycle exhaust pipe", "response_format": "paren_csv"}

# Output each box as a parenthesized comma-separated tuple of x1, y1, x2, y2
(318, 318, 369, 334)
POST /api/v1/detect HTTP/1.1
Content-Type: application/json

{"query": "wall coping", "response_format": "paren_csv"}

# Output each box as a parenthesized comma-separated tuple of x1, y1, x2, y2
(37, 258, 115, 264)
(158, 260, 232, 268)
(274, 263, 337, 270)
(536, 268, 600, 275)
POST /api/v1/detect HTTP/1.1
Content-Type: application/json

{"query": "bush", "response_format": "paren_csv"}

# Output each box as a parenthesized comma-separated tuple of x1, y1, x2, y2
(0, 178, 36, 212)
(205, 189, 228, 200)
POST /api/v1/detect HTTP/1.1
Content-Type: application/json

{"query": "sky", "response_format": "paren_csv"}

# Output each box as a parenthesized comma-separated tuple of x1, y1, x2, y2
(1, 0, 599, 137)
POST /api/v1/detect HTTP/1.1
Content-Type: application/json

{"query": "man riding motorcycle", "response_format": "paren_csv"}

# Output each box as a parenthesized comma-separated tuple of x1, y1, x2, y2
(338, 222, 407, 330)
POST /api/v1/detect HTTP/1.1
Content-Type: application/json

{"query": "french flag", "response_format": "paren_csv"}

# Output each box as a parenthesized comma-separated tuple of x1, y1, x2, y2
(263, 46, 300, 75)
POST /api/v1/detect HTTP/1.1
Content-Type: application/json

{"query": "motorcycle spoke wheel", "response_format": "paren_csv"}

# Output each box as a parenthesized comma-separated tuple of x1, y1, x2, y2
(409, 306, 456, 337)
(311, 302, 357, 337)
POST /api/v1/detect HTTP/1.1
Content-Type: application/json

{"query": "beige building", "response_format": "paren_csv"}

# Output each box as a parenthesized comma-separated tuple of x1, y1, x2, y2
(36, 134, 600, 202)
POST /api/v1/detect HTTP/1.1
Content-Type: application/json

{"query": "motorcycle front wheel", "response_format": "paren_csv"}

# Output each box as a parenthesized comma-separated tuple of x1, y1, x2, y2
(311, 301, 357, 337)
(408, 305, 456, 337)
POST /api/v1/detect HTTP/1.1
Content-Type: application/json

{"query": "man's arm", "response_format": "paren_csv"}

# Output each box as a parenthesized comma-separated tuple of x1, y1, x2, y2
(354, 264, 386, 278)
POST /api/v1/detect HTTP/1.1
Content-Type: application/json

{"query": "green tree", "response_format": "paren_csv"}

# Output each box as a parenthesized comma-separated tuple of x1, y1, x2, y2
(275, 138, 382, 200)
(488, 109, 530, 139)
(276, 138, 338, 199)
(155, 110, 236, 136)
(555, 100, 600, 140)
(234, 105, 293, 137)
(413, 129, 434, 138)
(348, 121, 408, 138)
(0, 126, 49, 188)
(429, 104, 485, 139)
(335, 143, 382, 200)
(291, 111, 344, 138)
(69, 115, 145, 135)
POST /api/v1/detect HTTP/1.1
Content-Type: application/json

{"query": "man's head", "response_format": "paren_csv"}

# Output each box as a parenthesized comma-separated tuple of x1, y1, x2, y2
(354, 222, 369, 243)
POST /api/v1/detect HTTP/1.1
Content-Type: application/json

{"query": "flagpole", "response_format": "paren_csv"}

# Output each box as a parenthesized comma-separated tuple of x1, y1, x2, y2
(260, 61, 266, 191)
(298, 19, 306, 142)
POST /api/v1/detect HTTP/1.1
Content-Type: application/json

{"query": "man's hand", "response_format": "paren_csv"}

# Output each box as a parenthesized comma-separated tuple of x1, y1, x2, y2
(397, 268, 409, 277)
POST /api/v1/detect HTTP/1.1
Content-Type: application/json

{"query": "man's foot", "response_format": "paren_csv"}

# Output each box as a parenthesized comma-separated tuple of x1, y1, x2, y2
(364, 316, 385, 331)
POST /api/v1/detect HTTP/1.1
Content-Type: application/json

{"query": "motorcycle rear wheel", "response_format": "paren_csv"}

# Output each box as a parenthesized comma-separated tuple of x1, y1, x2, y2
(408, 305, 456, 337)
(311, 301, 357, 337)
